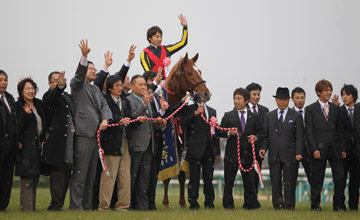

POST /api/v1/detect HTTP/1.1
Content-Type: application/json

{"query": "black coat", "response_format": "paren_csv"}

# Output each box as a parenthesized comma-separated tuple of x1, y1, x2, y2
(15, 98, 46, 177)
(339, 105, 356, 157)
(219, 108, 262, 167)
(0, 91, 18, 156)
(262, 108, 304, 164)
(305, 101, 345, 160)
(353, 103, 360, 159)
(100, 93, 131, 156)
(182, 104, 220, 160)
(41, 85, 75, 166)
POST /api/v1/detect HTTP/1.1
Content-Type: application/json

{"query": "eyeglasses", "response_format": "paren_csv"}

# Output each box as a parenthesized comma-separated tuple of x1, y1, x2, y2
(113, 84, 124, 88)
(88, 67, 97, 72)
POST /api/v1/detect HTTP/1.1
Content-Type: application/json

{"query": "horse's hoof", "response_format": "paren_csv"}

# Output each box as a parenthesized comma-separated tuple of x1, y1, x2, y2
(179, 199, 186, 208)
(163, 200, 169, 209)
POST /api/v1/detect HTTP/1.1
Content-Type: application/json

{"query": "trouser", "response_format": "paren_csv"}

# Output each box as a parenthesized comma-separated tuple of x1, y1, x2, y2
(48, 163, 72, 210)
(130, 145, 152, 210)
(0, 153, 14, 210)
(343, 153, 360, 210)
(70, 136, 98, 210)
(269, 160, 299, 209)
(20, 175, 40, 211)
(148, 151, 162, 209)
(222, 162, 260, 209)
(99, 139, 131, 210)
(310, 148, 345, 210)
(188, 146, 215, 209)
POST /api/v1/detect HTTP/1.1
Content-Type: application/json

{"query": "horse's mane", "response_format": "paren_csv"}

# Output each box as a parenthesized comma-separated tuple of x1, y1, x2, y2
(165, 57, 182, 85)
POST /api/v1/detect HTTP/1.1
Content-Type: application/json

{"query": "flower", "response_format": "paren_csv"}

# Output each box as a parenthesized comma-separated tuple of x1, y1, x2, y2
(163, 57, 171, 67)
(210, 116, 218, 125)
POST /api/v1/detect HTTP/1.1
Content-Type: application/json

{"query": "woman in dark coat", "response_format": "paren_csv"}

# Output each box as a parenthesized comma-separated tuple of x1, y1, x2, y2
(16, 78, 46, 211)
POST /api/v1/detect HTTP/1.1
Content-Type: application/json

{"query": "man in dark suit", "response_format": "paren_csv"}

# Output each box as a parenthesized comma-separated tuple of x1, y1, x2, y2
(354, 102, 360, 161)
(338, 84, 360, 210)
(0, 70, 18, 211)
(305, 79, 346, 211)
(291, 87, 312, 185)
(220, 88, 262, 210)
(182, 101, 220, 210)
(42, 71, 75, 211)
(246, 82, 269, 195)
(69, 39, 112, 210)
(260, 87, 304, 210)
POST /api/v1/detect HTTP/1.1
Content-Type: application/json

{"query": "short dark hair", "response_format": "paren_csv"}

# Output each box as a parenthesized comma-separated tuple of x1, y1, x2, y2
(48, 71, 60, 82)
(291, 87, 306, 98)
(147, 26, 162, 43)
(143, 71, 157, 82)
(341, 84, 358, 102)
(131, 74, 144, 84)
(0, 70, 8, 79)
(106, 75, 122, 94)
(233, 87, 250, 101)
(246, 82, 262, 92)
(17, 77, 38, 99)
(88, 61, 94, 66)
(315, 79, 333, 97)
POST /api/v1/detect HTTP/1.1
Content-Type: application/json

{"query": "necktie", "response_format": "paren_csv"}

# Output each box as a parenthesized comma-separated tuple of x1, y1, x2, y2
(118, 99, 122, 112)
(298, 110, 303, 113)
(240, 111, 246, 133)
(279, 110, 284, 127)
(252, 105, 258, 115)
(0, 94, 11, 114)
(322, 103, 329, 121)
(349, 108, 354, 126)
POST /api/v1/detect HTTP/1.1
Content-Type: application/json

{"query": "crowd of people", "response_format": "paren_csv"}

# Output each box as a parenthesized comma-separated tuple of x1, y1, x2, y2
(0, 14, 359, 213)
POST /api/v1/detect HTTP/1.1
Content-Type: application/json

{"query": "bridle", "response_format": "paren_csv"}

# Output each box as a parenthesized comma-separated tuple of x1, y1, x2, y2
(179, 63, 207, 96)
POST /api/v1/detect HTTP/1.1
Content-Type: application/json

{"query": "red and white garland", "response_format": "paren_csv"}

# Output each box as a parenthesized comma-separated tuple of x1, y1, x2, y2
(96, 99, 263, 188)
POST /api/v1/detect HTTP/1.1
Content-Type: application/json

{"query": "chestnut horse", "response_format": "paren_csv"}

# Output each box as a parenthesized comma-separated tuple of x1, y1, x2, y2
(162, 53, 211, 208)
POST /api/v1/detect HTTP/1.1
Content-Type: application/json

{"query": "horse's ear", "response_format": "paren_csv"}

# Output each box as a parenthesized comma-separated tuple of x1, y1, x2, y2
(191, 53, 199, 63)
(182, 53, 188, 65)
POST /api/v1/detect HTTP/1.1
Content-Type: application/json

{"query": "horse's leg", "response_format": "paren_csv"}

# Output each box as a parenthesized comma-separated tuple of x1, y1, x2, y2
(178, 171, 186, 208)
(163, 178, 170, 209)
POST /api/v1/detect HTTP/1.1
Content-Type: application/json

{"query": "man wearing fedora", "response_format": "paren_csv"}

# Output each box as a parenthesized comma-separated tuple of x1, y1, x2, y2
(260, 87, 304, 210)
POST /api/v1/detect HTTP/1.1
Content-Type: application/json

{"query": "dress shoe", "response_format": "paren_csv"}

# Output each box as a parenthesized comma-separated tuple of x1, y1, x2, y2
(311, 206, 322, 211)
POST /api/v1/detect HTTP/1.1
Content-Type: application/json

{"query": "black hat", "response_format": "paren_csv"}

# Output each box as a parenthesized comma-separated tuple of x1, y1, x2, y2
(273, 87, 290, 99)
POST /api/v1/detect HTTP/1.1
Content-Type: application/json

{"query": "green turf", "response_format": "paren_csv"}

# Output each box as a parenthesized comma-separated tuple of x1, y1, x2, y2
(0, 186, 358, 220)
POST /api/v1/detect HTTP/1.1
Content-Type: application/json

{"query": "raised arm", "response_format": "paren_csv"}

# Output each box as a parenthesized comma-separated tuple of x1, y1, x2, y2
(166, 14, 188, 56)
(70, 39, 90, 92)
(116, 45, 136, 82)
(94, 51, 113, 91)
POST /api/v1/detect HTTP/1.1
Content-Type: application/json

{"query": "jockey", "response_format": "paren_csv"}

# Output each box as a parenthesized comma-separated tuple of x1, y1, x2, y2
(140, 14, 188, 79)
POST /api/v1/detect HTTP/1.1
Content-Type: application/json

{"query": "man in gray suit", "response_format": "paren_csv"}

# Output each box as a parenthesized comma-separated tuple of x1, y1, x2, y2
(69, 39, 112, 210)
(260, 87, 304, 210)
(127, 75, 162, 210)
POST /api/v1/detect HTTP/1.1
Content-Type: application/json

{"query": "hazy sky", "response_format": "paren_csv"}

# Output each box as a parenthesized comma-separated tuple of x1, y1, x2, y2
(1, 0, 359, 118)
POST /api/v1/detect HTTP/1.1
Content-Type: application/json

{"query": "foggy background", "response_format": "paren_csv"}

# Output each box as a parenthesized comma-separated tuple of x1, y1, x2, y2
(1, 0, 360, 119)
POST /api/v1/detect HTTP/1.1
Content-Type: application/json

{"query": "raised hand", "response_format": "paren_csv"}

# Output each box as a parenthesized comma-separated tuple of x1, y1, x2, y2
(179, 14, 188, 26)
(142, 90, 151, 104)
(103, 51, 113, 69)
(331, 94, 340, 106)
(23, 102, 32, 114)
(79, 39, 91, 58)
(127, 45, 137, 63)
(154, 67, 163, 84)
(58, 71, 66, 87)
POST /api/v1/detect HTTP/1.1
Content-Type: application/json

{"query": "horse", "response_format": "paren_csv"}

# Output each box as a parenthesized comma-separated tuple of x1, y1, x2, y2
(161, 53, 211, 208)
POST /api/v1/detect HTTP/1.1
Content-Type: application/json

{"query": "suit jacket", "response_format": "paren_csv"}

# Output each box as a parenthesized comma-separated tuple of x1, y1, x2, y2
(305, 101, 345, 160)
(182, 104, 220, 160)
(219, 108, 262, 167)
(248, 104, 269, 158)
(127, 94, 154, 153)
(352, 103, 360, 159)
(41, 84, 76, 166)
(339, 105, 356, 156)
(262, 108, 304, 164)
(292, 107, 312, 159)
(70, 63, 112, 137)
(0, 91, 18, 156)
(94, 63, 130, 93)
(99, 93, 131, 156)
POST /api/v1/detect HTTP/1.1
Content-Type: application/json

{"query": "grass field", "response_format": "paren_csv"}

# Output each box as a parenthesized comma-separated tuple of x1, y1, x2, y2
(0, 185, 358, 220)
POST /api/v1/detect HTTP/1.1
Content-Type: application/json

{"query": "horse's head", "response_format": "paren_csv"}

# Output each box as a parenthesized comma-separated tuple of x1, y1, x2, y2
(166, 53, 211, 104)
